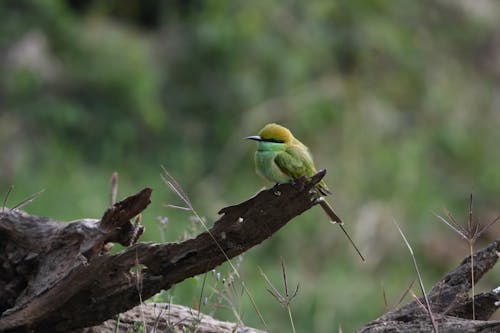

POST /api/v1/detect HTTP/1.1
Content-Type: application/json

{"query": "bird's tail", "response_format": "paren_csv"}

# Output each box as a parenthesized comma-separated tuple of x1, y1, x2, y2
(319, 199, 342, 224)
(318, 197, 366, 262)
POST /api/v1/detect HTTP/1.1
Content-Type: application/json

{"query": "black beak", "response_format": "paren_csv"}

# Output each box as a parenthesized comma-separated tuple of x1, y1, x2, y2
(244, 135, 262, 141)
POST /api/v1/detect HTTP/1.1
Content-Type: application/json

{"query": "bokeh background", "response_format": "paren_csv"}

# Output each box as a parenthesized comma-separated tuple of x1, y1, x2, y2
(1, 0, 499, 331)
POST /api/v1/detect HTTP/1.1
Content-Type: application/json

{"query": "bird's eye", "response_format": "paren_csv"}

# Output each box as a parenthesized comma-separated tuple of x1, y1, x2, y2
(264, 138, 284, 143)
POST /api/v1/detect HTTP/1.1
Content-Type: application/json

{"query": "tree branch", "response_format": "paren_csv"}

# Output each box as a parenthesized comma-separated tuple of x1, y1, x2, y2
(358, 239, 500, 332)
(76, 303, 266, 333)
(2, 171, 498, 333)
(0, 171, 325, 332)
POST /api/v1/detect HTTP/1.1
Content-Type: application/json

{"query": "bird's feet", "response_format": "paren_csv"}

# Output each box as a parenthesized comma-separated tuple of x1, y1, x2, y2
(272, 183, 282, 196)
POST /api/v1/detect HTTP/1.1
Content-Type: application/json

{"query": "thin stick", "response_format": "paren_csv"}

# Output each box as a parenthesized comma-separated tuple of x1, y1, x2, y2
(469, 243, 475, 320)
(287, 305, 296, 333)
(2, 185, 13, 212)
(435, 194, 499, 320)
(9, 189, 45, 211)
(394, 220, 438, 333)
(110, 172, 118, 206)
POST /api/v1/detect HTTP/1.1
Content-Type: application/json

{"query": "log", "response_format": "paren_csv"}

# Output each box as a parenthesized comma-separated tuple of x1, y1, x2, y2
(1, 170, 499, 333)
(358, 239, 500, 332)
(0, 171, 325, 332)
(78, 303, 266, 333)
(79, 239, 500, 333)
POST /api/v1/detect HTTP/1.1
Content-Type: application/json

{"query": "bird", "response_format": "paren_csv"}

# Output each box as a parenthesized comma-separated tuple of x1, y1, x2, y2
(246, 123, 365, 261)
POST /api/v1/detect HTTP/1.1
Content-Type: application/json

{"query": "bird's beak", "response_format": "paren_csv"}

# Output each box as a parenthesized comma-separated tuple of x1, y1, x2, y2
(244, 135, 262, 141)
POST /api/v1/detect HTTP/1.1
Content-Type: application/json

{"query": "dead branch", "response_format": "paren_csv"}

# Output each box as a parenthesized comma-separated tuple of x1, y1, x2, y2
(0, 171, 325, 332)
(358, 239, 500, 332)
(76, 302, 266, 333)
(1, 170, 498, 333)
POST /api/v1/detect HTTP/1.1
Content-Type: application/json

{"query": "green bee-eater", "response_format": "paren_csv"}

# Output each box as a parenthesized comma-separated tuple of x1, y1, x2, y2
(246, 123, 365, 261)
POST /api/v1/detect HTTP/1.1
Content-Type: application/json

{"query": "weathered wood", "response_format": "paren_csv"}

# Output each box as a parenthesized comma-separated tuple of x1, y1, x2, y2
(76, 303, 266, 333)
(1, 171, 498, 333)
(358, 239, 500, 333)
(0, 172, 325, 332)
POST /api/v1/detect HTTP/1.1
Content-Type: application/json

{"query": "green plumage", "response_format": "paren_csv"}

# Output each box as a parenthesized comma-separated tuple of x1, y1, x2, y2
(247, 123, 365, 261)
(254, 140, 330, 195)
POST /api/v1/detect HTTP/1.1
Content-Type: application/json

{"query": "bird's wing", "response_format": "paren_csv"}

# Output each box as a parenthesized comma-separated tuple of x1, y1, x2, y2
(274, 150, 308, 179)
(276, 145, 332, 195)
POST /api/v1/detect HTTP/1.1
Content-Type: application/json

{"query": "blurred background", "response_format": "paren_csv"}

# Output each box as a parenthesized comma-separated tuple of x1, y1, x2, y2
(1, 0, 499, 331)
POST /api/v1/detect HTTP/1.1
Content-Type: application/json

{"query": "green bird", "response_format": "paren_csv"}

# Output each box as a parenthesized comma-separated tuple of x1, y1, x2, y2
(246, 123, 365, 261)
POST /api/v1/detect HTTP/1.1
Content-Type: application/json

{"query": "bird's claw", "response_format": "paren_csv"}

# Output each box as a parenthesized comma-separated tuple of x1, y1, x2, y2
(272, 183, 282, 196)
(313, 196, 326, 204)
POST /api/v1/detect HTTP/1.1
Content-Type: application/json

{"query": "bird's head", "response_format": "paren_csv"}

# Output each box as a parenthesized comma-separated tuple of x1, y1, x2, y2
(245, 123, 293, 144)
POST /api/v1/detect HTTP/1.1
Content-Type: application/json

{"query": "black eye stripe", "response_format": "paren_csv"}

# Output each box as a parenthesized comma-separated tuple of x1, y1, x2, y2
(263, 138, 284, 143)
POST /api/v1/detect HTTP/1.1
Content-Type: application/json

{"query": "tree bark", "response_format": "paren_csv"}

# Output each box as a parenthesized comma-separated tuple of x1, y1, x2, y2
(77, 303, 266, 333)
(0, 172, 325, 332)
(1, 170, 498, 333)
(358, 239, 500, 333)
(79, 239, 500, 333)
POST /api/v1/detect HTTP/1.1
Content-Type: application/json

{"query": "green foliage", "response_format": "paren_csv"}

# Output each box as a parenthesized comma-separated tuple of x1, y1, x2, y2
(1, 0, 499, 331)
